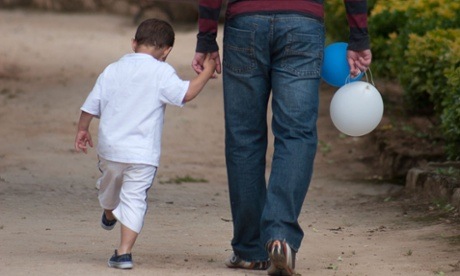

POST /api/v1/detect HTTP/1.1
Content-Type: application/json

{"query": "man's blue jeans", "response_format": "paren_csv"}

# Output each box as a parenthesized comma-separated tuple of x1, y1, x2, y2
(223, 13, 324, 262)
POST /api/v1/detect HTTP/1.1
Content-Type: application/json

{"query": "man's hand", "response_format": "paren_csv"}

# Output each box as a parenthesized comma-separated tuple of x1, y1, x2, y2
(192, 51, 221, 77)
(347, 49, 372, 78)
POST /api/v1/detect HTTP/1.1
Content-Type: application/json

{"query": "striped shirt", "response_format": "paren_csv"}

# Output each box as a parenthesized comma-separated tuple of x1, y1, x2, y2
(196, 0, 370, 53)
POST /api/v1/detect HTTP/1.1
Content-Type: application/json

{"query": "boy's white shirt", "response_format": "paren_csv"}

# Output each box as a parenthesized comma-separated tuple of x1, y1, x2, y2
(81, 53, 189, 166)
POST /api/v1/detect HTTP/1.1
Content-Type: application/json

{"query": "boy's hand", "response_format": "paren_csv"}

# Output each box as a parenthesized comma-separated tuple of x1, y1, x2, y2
(74, 130, 93, 154)
(203, 53, 217, 75)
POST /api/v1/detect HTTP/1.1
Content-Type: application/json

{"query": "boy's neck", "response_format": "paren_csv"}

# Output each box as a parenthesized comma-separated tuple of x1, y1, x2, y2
(134, 45, 162, 60)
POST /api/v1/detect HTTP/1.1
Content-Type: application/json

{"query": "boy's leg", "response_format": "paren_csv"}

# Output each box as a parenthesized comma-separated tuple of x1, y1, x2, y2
(98, 158, 124, 210)
(98, 158, 124, 230)
(112, 164, 156, 237)
(107, 225, 138, 269)
(118, 224, 138, 255)
(108, 164, 155, 269)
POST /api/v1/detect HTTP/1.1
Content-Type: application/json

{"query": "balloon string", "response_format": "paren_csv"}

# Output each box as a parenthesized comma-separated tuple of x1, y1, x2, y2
(345, 71, 365, 84)
(363, 71, 369, 83)
(345, 73, 352, 84)
(366, 68, 375, 86)
(345, 67, 375, 86)
(345, 74, 352, 84)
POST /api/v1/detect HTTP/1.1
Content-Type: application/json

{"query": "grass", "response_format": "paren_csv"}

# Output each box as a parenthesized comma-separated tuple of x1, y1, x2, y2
(433, 166, 460, 178)
(319, 140, 332, 155)
(431, 199, 457, 213)
(326, 263, 338, 270)
(160, 175, 208, 184)
(443, 234, 460, 246)
(404, 249, 413, 256)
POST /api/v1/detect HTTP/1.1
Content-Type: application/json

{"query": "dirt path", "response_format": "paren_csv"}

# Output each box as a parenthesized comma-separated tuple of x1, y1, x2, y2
(0, 10, 459, 276)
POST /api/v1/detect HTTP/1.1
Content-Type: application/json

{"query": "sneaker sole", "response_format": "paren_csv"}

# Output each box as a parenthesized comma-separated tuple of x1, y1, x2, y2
(101, 222, 116, 231)
(101, 212, 117, 231)
(225, 253, 270, 270)
(108, 261, 133, 269)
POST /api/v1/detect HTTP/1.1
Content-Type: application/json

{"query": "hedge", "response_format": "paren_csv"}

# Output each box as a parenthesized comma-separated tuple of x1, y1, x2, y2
(402, 29, 460, 159)
(370, 0, 460, 159)
(369, 0, 460, 78)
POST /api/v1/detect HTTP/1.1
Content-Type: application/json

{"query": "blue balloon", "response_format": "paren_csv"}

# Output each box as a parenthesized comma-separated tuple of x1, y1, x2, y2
(321, 42, 363, 87)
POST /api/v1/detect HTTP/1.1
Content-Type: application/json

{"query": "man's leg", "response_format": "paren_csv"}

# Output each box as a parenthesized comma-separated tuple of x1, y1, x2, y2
(261, 14, 325, 275)
(223, 14, 272, 262)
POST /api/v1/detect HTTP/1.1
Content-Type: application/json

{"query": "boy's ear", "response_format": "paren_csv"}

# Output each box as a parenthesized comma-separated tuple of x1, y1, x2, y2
(131, 39, 137, 52)
(161, 46, 173, 60)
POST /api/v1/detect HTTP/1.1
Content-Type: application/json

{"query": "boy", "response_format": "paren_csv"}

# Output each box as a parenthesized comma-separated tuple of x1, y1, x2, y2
(74, 18, 216, 269)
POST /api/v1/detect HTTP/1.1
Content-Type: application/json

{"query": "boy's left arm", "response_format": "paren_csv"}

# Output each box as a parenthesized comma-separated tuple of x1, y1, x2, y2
(74, 111, 94, 154)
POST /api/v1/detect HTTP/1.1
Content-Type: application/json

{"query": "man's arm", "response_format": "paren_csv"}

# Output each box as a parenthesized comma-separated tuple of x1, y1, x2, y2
(196, 0, 222, 53)
(344, 0, 372, 77)
(193, 0, 223, 75)
(344, 0, 370, 51)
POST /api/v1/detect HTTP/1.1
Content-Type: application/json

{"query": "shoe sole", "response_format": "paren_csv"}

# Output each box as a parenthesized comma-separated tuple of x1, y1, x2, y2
(225, 253, 270, 270)
(101, 212, 117, 230)
(268, 241, 295, 276)
(108, 261, 133, 269)
(101, 221, 116, 231)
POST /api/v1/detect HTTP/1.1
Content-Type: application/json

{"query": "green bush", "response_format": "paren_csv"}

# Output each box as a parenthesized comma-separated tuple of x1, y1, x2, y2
(401, 29, 460, 113)
(324, 0, 348, 43)
(368, 3, 407, 77)
(441, 67, 460, 160)
(369, 0, 460, 78)
(401, 29, 460, 159)
(368, 0, 460, 159)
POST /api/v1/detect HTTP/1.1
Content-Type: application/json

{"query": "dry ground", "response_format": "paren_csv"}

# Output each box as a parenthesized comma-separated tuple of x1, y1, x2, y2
(0, 10, 459, 276)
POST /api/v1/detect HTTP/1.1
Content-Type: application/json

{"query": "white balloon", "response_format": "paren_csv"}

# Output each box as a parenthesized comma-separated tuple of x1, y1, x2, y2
(330, 81, 384, 136)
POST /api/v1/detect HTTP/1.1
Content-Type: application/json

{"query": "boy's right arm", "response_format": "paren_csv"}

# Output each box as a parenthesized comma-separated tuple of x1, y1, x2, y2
(74, 111, 94, 154)
(183, 54, 216, 103)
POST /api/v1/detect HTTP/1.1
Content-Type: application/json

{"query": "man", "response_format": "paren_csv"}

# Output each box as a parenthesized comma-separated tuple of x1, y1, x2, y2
(192, 1, 372, 275)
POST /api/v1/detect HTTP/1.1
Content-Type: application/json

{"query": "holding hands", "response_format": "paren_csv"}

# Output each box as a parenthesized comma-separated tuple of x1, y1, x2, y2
(192, 51, 221, 78)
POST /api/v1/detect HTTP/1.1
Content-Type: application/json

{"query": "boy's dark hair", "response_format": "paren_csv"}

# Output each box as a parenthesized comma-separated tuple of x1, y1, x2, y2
(134, 18, 175, 48)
